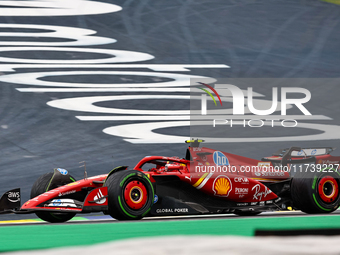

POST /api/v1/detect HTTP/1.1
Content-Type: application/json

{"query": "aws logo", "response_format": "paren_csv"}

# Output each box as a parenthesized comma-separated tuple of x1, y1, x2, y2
(213, 151, 229, 165)
(7, 191, 20, 203)
(213, 175, 232, 197)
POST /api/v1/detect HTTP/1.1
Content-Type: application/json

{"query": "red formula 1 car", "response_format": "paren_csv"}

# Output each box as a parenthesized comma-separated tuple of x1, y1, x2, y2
(1, 139, 340, 223)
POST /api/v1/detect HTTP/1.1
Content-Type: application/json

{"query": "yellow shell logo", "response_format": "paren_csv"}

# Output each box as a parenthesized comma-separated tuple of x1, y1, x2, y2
(213, 176, 232, 197)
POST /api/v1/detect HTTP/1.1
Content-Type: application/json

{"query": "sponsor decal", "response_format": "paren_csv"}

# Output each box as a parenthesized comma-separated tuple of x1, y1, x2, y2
(212, 175, 232, 197)
(193, 147, 201, 151)
(250, 202, 258, 206)
(311, 149, 317, 155)
(185, 176, 192, 182)
(52, 199, 61, 206)
(252, 184, 272, 200)
(237, 203, 248, 206)
(156, 208, 188, 213)
(235, 187, 248, 195)
(59, 190, 76, 197)
(261, 172, 285, 177)
(317, 159, 339, 164)
(254, 171, 285, 177)
(213, 151, 229, 165)
(57, 168, 68, 175)
(154, 194, 158, 204)
(234, 177, 249, 183)
(48, 199, 77, 207)
(257, 162, 271, 168)
(7, 191, 20, 203)
(94, 189, 106, 204)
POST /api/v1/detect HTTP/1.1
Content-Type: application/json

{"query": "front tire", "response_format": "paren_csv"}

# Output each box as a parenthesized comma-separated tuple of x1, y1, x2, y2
(291, 168, 340, 213)
(30, 172, 76, 223)
(104, 170, 154, 220)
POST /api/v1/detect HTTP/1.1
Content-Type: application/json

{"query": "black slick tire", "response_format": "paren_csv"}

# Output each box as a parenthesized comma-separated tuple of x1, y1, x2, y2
(30, 172, 76, 223)
(291, 168, 340, 213)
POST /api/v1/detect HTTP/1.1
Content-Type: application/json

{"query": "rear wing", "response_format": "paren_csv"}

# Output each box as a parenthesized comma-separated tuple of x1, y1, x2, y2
(262, 147, 316, 167)
(272, 147, 335, 157)
(0, 188, 21, 214)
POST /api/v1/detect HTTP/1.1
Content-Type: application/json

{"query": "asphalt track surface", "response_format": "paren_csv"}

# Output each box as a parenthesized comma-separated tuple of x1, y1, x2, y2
(0, 0, 340, 225)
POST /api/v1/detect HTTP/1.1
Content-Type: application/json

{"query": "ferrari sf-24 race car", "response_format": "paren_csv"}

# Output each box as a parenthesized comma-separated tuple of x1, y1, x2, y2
(1, 139, 340, 223)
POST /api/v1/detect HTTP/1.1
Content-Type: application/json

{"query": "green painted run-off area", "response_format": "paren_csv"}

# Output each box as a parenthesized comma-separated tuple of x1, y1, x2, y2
(1, 214, 340, 252)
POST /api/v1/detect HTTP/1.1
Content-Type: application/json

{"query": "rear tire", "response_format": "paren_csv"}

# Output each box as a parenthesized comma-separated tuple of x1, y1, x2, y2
(291, 168, 340, 213)
(30, 172, 76, 223)
(104, 170, 154, 220)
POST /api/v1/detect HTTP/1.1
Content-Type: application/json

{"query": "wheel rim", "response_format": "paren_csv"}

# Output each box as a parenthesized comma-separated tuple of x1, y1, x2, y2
(318, 176, 339, 203)
(124, 180, 148, 210)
